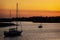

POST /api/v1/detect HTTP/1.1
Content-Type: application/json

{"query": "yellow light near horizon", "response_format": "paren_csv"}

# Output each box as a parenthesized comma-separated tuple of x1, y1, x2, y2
(0, 0, 60, 11)
(20, 0, 60, 11)
(0, 0, 60, 18)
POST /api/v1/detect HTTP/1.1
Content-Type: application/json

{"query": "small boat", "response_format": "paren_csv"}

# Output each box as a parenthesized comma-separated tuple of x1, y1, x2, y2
(38, 25, 42, 28)
(38, 24, 42, 28)
(4, 3, 23, 37)
(4, 28, 22, 37)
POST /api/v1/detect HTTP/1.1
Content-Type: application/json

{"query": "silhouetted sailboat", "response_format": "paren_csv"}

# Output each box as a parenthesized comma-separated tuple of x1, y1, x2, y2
(38, 23, 42, 28)
(4, 3, 22, 37)
(38, 20, 43, 28)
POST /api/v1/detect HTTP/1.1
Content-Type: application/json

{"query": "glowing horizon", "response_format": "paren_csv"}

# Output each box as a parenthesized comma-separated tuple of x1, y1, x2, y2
(0, 0, 60, 10)
(0, 0, 60, 18)
(0, 10, 60, 18)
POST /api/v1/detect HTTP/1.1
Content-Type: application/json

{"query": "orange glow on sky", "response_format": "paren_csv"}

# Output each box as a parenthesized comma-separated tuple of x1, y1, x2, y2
(0, 0, 60, 18)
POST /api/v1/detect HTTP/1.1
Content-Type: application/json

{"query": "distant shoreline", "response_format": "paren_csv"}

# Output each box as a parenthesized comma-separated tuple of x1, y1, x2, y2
(0, 16, 60, 23)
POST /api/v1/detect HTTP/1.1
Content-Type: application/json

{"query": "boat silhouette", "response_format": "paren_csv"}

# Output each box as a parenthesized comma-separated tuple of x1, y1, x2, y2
(4, 28, 22, 37)
(4, 2, 23, 37)
(38, 23, 42, 28)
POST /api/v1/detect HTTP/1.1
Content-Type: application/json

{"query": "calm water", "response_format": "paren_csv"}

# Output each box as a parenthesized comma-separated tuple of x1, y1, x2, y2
(0, 22, 60, 40)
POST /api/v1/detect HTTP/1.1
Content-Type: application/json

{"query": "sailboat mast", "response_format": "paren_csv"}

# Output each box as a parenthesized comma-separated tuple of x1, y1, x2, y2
(16, 3, 18, 18)
(19, 2, 23, 31)
(16, 2, 18, 30)
(16, 2, 22, 31)
(10, 9, 11, 18)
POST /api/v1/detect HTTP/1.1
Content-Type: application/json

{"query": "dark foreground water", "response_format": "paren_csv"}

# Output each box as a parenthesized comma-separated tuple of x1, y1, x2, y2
(0, 22, 60, 40)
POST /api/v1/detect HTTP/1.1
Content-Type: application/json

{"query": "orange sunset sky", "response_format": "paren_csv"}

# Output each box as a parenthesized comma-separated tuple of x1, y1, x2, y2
(0, 0, 60, 18)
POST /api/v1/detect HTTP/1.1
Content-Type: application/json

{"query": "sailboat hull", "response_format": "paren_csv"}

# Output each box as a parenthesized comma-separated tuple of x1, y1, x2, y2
(4, 30, 22, 37)
(38, 25, 42, 28)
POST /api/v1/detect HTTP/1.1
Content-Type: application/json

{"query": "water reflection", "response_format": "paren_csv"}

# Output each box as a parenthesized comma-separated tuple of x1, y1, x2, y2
(0, 22, 60, 40)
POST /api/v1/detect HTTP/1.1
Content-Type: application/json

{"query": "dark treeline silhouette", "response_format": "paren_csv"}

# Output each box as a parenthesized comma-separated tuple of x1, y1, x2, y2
(0, 16, 60, 23)
(0, 18, 12, 22)
(30, 16, 60, 23)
